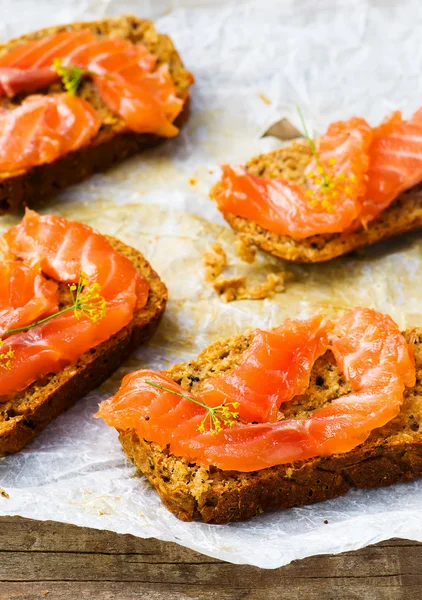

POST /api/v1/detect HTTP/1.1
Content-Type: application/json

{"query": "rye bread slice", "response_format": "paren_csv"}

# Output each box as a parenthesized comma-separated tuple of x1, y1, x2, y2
(210, 141, 422, 263)
(119, 327, 422, 524)
(0, 236, 167, 456)
(0, 15, 194, 213)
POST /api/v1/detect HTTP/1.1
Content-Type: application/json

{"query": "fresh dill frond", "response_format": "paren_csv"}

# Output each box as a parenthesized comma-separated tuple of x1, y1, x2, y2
(296, 105, 358, 212)
(145, 380, 240, 435)
(0, 340, 14, 370)
(4, 272, 106, 337)
(53, 58, 92, 96)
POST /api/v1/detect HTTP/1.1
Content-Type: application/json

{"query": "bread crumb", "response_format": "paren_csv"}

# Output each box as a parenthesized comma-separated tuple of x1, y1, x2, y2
(204, 241, 293, 302)
(189, 177, 197, 185)
(203, 244, 228, 282)
(259, 93, 271, 105)
(43, 592, 49, 597)
(240, 272, 289, 300)
(285, 467, 294, 479)
(213, 272, 291, 303)
(213, 276, 246, 302)
(234, 235, 257, 264)
(0, 488, 9, 498)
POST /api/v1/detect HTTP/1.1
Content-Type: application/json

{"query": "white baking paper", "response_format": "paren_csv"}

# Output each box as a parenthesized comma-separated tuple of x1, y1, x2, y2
(1, 0, 422, 569)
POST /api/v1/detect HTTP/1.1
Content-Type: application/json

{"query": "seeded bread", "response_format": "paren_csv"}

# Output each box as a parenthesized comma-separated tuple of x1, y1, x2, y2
(119, 328, 422, 524)
(211, 141, 422, 263)
(0, 237, 167, 455)
(0, 15, 194, 213)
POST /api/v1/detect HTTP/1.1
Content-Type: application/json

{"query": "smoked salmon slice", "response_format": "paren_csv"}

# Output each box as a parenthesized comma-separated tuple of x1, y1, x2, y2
(0, 30, 95, 97)
(0, 67, 57, 98)
(0, 30, 183, 137)
(0, 262, 58, 337)
(65, 37, 157, 74)
(216, 117, 373, 239)
(0, 93, 101, 172)
(66, 37, 182, 137)
(97, 308, 415, 472)
(0, 211, 149, 398)
(216, 109, 422, 240)
(198, 315, 331, 423)
(93, 65, 183, 137)
(311, 117, 373, 200)
(362, 108, 422, 222)
(216, 164, 362, 239)
(0, 30, 95, 69)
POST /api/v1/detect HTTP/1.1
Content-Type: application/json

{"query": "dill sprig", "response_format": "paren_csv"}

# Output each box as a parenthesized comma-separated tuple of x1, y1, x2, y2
(296, 104, 358, 212)
(0, 340, 14, 370)
(296, 105, 330, 188)
(53, 58, 96, 96)
(70, 273, 107, 323)
(3, 272, 106, 338)
(53, 58, 113, 96)
(144, 380, 240, 436)
(0, 272, 106, 370)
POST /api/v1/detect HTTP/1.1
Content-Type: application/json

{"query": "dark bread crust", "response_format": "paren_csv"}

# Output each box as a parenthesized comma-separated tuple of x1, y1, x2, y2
(0, 15, 194, 213)
(0, 236, 167, 455)
(211, 141, 422, 263)
(119, 328, 422, 524)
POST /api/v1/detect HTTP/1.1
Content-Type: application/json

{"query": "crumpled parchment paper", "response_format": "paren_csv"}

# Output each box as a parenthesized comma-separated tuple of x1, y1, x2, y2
(1, 0, 422, 569)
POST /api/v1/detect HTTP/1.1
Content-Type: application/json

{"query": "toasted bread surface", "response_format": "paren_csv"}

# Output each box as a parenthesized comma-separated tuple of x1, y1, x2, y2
(211, 141, 422, 263)
(119, 327, 422, 523)
(0, 15, 194, 213)
(0, 236, 167, 455)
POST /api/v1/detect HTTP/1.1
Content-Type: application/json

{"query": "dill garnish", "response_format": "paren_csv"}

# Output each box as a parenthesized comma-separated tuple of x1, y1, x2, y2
(144, 380, 240, 435)
(296, 104, 358, 212)
(0, 272, 107, 369)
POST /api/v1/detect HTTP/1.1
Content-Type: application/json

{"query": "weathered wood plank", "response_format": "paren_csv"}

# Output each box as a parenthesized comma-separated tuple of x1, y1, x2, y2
(0, 581, 419, 600)
(0, 518, 421, 600)
(0, 517, 215, 561)
(0, 547, 415, 583)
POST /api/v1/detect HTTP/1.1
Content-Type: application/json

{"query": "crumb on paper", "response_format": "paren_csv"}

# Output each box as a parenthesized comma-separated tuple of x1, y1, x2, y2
(203, 243, 228, 282)
(213, 275, 246, 302)
(324, 520, 329, 525)
(235, 235, 257, 264)
(237, 272, 290, 300)
(0, 488, 9, 498)
(213, 272, 291, 303)
(259, 92, 271, 105)
(204, 242, 293, 302)
(189, 177, 197, 185)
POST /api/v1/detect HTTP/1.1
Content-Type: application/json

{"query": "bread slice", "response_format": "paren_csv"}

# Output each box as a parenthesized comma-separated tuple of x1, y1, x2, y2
(211, 141, 422, 263)
(0, 15, 194, 213)
(119, 327, 422, 524)
(0, 237, 167, 455)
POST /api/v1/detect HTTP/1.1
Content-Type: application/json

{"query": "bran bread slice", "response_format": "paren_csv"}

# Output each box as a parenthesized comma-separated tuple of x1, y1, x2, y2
(119, 327, 422, 524)
(211, 141, 422, 263)
(0, 236, 167, 456)
(0, 15, 194, 213)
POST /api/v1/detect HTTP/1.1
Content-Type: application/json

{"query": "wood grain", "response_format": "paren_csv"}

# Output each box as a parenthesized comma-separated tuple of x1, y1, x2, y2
(0, 517, 421, 599)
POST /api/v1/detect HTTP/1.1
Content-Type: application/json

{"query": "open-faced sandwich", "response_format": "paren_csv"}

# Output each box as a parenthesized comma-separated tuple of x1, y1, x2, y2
(0, 15, 194, 213)
(211, 108, 422, 263)
(97, 307, 422, 524)
(0, 210, 167, 455)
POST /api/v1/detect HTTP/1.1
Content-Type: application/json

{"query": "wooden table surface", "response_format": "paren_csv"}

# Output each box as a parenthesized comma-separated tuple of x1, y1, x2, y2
(0, 517, 421, 600)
